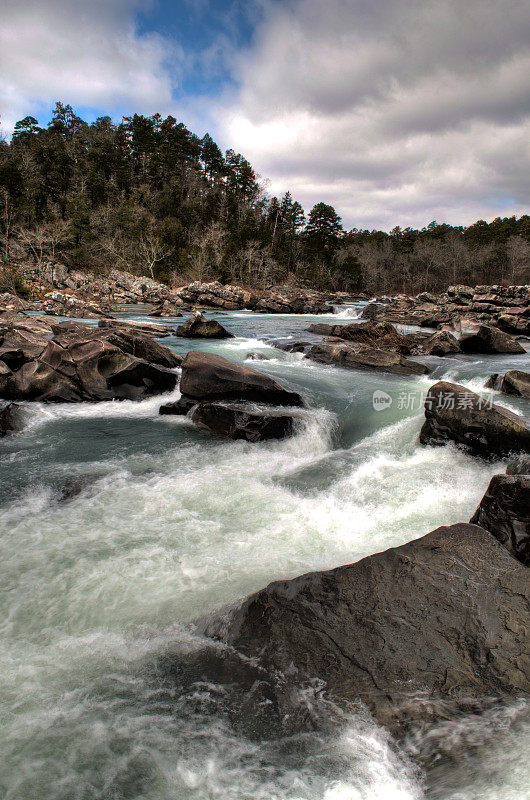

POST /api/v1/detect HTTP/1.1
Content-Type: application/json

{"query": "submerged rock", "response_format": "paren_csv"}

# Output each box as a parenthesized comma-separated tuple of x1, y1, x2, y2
(470, 474, 530, 565)
(178, 351, 304, 407)
(205, 523, 530, 735)
(419, 381, 530, 457)
(191, 402, 295, 442)
(307, 342, 430, 376)
(176, 310, 233, 339)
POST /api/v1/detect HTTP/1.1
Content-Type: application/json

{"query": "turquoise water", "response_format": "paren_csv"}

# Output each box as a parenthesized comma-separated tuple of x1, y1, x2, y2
(1, 305, 529, 799)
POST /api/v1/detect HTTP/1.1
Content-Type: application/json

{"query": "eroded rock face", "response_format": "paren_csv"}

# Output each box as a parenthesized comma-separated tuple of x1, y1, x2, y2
(0, 315, 178, 402)
(191, 403, 295, 442)
(507, 454, 530, 475)
(307, 342, 430, 376)
(419, 381, 530, 457)
(205, 523, 530, 734)
(178, 351, 304, 406)
(176, 310, 233, 339)
(471, 474, 530, 565)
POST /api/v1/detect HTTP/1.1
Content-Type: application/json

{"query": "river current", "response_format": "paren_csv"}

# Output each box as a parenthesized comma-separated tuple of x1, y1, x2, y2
(1, 305, 529, 800)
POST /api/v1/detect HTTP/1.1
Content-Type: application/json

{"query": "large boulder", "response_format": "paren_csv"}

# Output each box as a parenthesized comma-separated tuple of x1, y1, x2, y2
(420, 381, 530, 457)
(190, 402, 295, 442)
(307, 342, 430, 376)
(178, 351, 304, 406)
(471, 474, 530, 565)
(206, 523, 530, 734)
(176, 310, 233, 339)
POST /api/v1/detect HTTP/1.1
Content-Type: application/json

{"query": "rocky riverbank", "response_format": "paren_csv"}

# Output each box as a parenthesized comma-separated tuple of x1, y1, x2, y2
(364, 284, 530, 335)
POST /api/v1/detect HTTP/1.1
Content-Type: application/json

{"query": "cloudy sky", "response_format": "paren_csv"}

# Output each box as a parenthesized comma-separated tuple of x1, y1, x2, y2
(1, 0, 529, 229)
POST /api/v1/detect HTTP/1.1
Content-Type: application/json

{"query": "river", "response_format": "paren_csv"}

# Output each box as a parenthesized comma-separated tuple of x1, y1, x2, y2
(1, 304, 529, 799)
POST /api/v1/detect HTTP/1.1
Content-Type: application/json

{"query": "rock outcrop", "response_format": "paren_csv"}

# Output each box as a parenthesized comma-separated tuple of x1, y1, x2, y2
(173, 281, 333, 314)
(41, 291, 112, 319)
(177, 351, 304, 407)
(206, 523, 530, 734)
(471, 473, 529, 565)
(419, 380, 530, 457)
(360, 284, 530, 335)
(0, 315, 178, 402)
(176, 310, 233, 339)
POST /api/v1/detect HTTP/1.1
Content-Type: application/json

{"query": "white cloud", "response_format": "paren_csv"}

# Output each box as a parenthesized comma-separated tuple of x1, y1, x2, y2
(219, 0, 530, 229)
(0, 0, 177, 133)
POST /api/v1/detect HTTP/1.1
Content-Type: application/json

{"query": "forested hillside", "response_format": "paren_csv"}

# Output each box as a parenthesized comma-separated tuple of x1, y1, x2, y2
(1, 102, 529, 294)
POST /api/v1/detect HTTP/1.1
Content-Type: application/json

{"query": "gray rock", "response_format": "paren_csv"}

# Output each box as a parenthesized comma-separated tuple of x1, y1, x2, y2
(420, 381, 530, 457)
(206, 523, 530, 735)
(470, 474, 530, 565)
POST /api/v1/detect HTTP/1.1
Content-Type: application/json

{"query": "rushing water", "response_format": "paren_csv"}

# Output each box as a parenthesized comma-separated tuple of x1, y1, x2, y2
(1, 305, 529, 800)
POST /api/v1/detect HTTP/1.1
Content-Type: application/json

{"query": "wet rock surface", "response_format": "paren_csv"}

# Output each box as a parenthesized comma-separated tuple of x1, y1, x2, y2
(190, 402, 295, 442)
(471, 473, 530, 565)
(419, 380, 530, 457)
(205, 523, 530, 735)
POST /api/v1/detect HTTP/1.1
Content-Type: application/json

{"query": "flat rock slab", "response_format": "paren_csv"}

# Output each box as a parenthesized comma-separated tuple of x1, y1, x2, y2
(206, 523, 530, 734)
